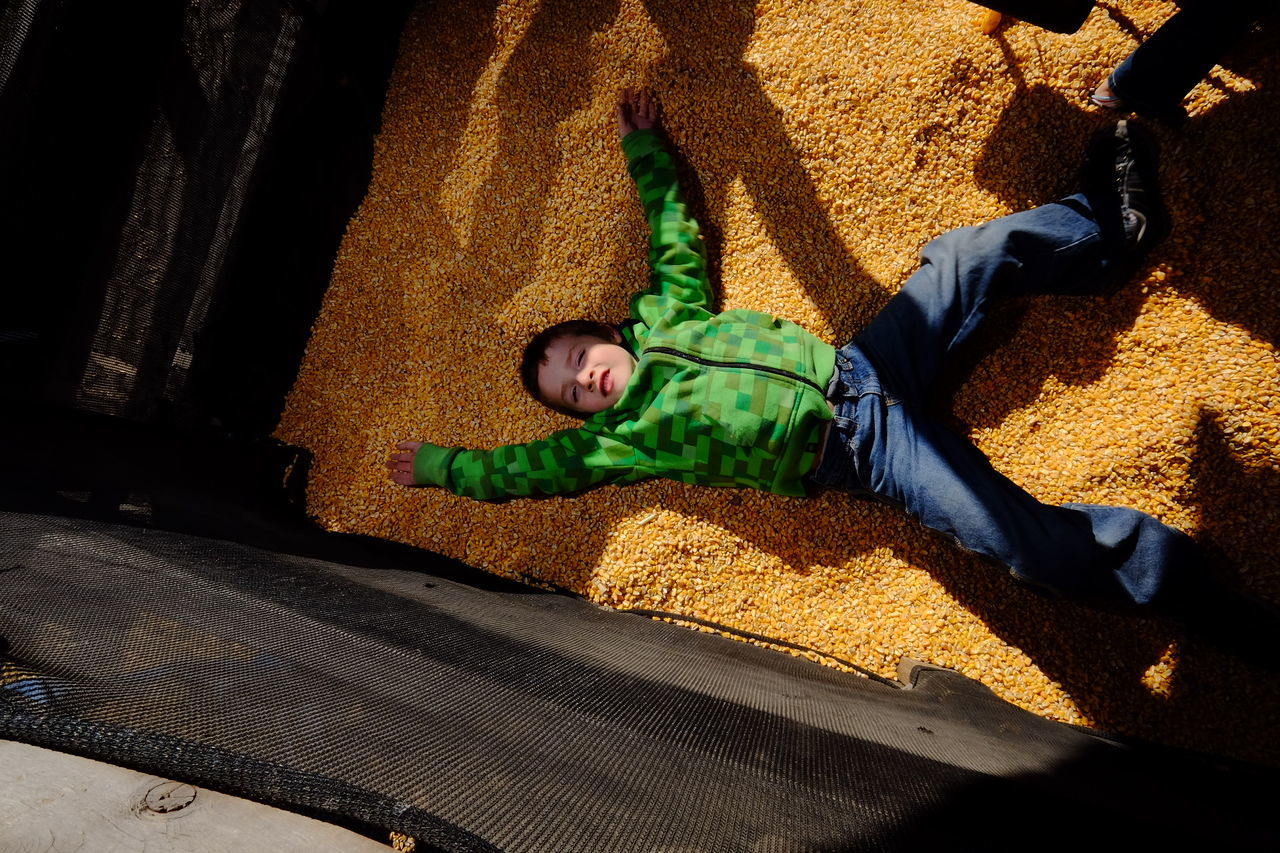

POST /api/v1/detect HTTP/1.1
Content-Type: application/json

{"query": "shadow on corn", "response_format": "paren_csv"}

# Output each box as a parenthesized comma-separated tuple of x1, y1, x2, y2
(1185, 409, 1280, 608)
(460, 0, 625, 316)
(383, 0, 505, 297)
(408, 0, 894, 339)
(1159, 81, 1280, 349)
(936, 409, 1280, 765)
(977, 27, 1280, 354)
(1062, 410, 1280, 762)
(640, 0, 892, 332)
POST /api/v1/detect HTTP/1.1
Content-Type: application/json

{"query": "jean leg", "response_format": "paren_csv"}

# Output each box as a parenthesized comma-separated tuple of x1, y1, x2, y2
(824, 196, 1198, 605)
(856, 194, 1115, 401)
(1110, 0, 1266, 118)
(864, 397, 1196, 605)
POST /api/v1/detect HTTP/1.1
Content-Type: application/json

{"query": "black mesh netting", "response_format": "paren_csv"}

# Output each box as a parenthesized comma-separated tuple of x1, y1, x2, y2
(2, 510, 1277, 851)
(0, 0, 413, 434)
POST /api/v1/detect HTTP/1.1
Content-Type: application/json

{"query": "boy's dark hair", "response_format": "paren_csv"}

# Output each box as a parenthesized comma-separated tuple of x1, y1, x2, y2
(520, 320, 619, 418)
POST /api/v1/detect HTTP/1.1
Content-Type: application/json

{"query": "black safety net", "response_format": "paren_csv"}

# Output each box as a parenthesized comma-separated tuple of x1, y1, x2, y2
(0, 0, 412, 435)
(2, 510, 1278, 851)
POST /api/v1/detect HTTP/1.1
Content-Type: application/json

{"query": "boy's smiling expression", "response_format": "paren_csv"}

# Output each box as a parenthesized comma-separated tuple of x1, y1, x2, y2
(537, 331, 636, 415)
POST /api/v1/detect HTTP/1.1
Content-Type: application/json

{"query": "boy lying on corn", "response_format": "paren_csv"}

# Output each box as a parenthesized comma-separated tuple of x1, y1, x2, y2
(389, 91, 1278, 660)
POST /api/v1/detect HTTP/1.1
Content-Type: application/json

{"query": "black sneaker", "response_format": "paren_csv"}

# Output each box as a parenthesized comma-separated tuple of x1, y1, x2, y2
(1112, 119, 1170, 251)
(1082, 120, 1170, 256)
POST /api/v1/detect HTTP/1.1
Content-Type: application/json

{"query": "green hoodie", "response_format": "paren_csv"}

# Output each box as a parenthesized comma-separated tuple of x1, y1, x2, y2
(413, 128, 836, 500)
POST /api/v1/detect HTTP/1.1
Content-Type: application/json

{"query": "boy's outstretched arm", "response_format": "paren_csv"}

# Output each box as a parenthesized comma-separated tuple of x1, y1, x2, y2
(617, 91, 712, 320)
(386, 430, 645, 499)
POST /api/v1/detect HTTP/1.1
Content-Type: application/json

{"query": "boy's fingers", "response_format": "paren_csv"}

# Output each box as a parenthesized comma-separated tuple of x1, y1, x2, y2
(389, 442, 423, 484)
(630, 89, 654, 125)
(387, 449, 429, 471)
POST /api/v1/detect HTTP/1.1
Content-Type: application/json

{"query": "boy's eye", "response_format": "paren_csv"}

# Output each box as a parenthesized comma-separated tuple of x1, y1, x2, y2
(576, 350, 584, 367)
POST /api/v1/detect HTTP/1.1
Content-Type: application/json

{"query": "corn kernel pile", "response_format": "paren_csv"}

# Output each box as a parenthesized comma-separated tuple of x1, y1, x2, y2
(278, 0, 1280, 764)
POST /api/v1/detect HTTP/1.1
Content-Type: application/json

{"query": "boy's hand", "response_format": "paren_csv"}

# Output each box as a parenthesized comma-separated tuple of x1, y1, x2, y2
(386, 440, 424, 486)
(387, 440, 462, 488)
(616, 88, 657, 138)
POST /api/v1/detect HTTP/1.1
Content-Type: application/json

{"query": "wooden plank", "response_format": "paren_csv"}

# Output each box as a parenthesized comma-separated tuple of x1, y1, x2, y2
(0, 740, 392, 852)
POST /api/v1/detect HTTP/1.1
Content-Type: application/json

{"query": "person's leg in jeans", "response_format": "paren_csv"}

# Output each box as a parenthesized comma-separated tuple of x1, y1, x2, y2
(1093, 0, 1271, 124)
(858, 193, 1121, 400)
(846, 189, 1195, 606)
(820, 124, 1280, 665)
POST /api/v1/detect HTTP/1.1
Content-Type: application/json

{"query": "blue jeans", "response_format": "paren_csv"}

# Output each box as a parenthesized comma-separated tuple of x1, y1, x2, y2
(809, 195, 1201, 607)
(1109, 0, 1270, 123)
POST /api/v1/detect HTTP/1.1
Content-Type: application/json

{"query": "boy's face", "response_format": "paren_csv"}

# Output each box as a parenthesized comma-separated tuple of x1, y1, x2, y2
(537, 331, 636, 415)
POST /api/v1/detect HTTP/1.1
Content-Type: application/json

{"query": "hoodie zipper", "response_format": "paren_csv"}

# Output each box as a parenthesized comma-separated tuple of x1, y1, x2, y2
(646, 346, 827, 396)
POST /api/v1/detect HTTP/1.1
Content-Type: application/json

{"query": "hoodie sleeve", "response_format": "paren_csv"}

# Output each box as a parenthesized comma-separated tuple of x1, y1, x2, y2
(620, 129, 712, 325)
(413, 428, 647, 501)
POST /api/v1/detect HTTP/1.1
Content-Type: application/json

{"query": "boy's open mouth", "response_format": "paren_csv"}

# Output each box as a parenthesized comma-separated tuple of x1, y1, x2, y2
(600, 370, 612, 397)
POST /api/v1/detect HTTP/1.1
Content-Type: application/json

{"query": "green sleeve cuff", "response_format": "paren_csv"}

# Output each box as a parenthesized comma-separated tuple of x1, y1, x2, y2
(411, 443, 463, 487)
(621, 127, 661, 162)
